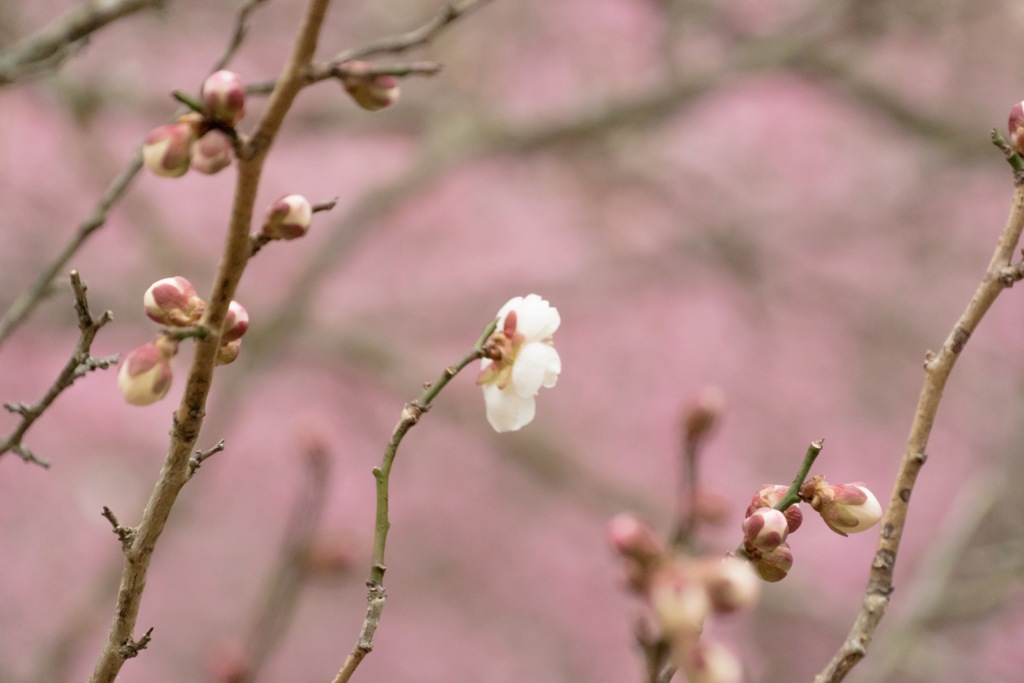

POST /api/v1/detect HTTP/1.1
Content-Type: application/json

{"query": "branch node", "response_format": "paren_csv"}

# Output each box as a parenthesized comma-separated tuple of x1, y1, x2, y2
(188, 439, 226, 478)
(118, 627, 154, 659)
(102, 506, 135, 548)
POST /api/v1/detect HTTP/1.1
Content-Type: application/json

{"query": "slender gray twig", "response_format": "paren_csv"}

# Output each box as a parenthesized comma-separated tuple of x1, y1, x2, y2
(0, 271, 115, 468)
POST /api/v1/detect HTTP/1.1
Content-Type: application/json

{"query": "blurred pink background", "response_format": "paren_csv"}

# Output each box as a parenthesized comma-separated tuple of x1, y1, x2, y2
(2, 1, 1024, 681)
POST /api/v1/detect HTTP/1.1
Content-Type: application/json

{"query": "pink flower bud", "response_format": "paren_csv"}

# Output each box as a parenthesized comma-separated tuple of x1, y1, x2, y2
(118, 338, 176, 406)
(201, 70, 246, 126)
(142, 122, 195, 177)
(803, 476, 882, 536)
(144, 276, 205, 326)
(191, 130, 233, 175)
(742, 508, 788, 552)
(682, 385, 726, 444)
(222, 301, 249, 342)
(261, 194, 312, 240)
(679, 640, 742, 683)
(216, 339, 242, 366)
(341, 62, 400, 111)
(1010, 101, 1024, 153)
(697, 557, 760, 613)
(608, 513, 665, 565)
(648, 562, 709, 636)
(753, 543, 793, 583)
(746, 484, 803, 533)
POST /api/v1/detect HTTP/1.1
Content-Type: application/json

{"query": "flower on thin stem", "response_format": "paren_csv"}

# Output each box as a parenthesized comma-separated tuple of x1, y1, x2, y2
(477, 294, 560, 432)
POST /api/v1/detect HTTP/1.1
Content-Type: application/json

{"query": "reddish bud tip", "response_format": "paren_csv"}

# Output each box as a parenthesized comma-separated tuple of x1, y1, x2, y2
(342, 61, 400, 111)
(144, 276, 205, 326)
(191, 129, 233, 175)
(261, 194, 312, 240)
(222, 301, 249, 342)
(142, 122, 195, 178)
(201, 70, 246, 126)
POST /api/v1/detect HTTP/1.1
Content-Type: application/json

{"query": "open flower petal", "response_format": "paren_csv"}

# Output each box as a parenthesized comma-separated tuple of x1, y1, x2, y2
(511, 343, 560, 397)
(483, 383, 536, 432)
(498, 294, 560, 341)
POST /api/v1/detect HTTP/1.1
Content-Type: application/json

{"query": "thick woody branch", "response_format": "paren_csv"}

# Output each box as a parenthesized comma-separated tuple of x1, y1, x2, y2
(0, 271, 115, 468)
(815, 153, 1024, 682)
(330, 319, 496, 683)
(87, 2, 332, 681)
(0, 0, 164, 85)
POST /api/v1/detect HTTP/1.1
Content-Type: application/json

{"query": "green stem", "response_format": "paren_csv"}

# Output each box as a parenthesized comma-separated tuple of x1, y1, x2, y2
(774, 438, 824, 511)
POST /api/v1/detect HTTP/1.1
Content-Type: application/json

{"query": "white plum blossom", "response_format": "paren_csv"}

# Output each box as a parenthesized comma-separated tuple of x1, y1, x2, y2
(477, 294, 561, 432)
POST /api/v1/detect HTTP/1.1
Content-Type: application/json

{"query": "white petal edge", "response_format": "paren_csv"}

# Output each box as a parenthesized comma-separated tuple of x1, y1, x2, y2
(483, 383, 536, 432)
(511, 342, 561, 397)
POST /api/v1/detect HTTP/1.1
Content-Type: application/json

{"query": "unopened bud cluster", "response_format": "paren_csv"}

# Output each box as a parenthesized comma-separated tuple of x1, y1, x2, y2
(142, 70, 245, 178)
(118, 277, 250, 406)
(741, 476, 882, 582)
(608, 514, 758, 683)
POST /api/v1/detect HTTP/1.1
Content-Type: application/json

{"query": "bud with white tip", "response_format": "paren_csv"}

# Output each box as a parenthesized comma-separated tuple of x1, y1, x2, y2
(222, 301, 249, 342)
(801, 476, 882, 536)
(144, 277, 205, 326)
(118, 337, 177, 406)
(261, 194, 312, 240)
(742, 507, 789, 552)
(142, 122, 195, 178)
(201, 70, 246, 126)
(216, 339, 242, 366)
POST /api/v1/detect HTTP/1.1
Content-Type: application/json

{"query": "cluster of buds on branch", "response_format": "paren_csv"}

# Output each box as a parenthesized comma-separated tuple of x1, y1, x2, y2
(609, 514, 759, 683)
(142, 70, 245, 178)
(741, 475, 882, 582)
(118, 276, 249, 405)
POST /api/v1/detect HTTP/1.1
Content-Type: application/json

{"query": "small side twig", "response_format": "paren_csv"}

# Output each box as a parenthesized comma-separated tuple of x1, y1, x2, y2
(101, 506, 134, 550)
(330, 318, 496, 683)
(210, 0, 270, 73)
(0, 271, 114, 468)
(187, 439, 226, 479)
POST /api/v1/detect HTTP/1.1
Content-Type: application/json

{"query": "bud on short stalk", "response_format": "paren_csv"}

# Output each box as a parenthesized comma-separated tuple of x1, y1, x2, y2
(746, 483, 803, 533)
(341, 62, 400, 111)
(1010, 101, 1024, 154)
(261, 194, 312, 240)
(201, 70, 246, 126)
(216, 339, 242, 366)
(801, 476, 882, 536)
(144, 276, 205, 326)
(682, 385, 726, 444)
(222, 301, 249, 342)
(191, 130, 233, 175)
(142, 122, 196, 178)
(118, 336, 177, 406)
(742, 507, 788, 552)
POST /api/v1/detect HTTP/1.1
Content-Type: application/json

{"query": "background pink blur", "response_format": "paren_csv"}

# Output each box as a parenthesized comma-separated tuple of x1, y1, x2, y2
(2, 1, 1024, 681)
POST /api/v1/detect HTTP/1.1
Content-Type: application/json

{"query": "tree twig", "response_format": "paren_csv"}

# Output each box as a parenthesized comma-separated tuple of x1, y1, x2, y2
(814, 138, 1024, 683)
(0, 271, 115, 468)
(0, 0, 164, 85)
(330, 319, 496, 683)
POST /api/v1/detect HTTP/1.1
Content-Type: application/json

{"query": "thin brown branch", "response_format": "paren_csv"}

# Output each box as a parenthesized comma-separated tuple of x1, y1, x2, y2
(87, 1, 332, 681)
(334, 0, 493, 62)
(0, 271, 115, 468)
(0, 152, 141, 348)
(330, 320, 495, 683)
(0, 0, 164, 85)
(814, 181, 1024, 682)
(210, 0, 270, 73)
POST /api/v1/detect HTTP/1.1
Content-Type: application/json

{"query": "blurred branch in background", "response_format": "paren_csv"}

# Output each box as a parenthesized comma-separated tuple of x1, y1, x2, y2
(0, 0, 165, 86)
